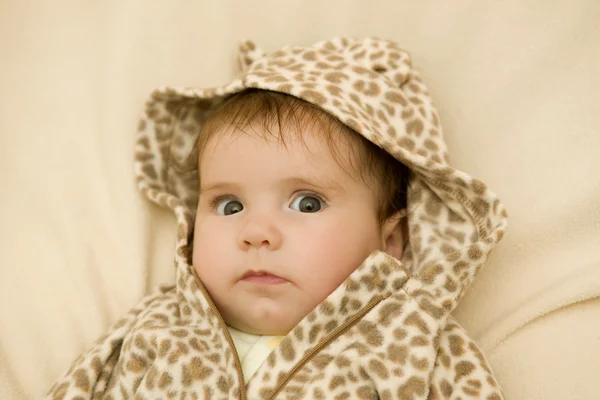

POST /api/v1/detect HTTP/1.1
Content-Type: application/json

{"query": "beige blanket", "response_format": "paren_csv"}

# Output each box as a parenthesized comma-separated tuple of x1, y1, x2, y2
(1, 1, 599, 399)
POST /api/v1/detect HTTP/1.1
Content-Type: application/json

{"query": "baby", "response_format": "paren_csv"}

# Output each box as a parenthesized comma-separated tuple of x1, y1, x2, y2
(47, 37, 507, 399)
(193, 88, 409, 338)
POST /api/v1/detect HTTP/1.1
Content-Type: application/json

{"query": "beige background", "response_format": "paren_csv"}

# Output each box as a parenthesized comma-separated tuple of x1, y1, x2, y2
(1, 1, 599, 398)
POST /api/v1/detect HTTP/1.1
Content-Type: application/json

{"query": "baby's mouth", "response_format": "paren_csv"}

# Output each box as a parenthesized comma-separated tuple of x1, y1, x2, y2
(240, 270, 288, 285)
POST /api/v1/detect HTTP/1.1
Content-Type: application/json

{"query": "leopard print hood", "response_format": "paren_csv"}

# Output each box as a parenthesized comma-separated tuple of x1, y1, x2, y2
(47, 38, 508, 399)
(135, 37, 507, 314)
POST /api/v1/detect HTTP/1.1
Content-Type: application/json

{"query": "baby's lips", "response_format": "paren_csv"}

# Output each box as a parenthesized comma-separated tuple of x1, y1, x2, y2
(241, 269, 282, 279)
(240, 269, 290, 284)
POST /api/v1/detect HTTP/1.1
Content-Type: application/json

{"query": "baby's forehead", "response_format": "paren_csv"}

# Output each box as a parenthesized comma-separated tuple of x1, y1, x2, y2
(200, 116, 357, 164)
(202, 122, 350, 164)
(199, 124, 376, 188)
(194, 90, 388, 188)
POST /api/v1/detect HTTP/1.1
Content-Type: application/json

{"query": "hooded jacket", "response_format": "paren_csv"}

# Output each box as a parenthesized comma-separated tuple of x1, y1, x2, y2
(47, 37, 508, 400)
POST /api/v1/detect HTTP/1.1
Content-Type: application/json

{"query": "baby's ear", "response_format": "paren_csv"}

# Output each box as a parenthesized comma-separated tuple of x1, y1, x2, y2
(382, 210, 408, 260)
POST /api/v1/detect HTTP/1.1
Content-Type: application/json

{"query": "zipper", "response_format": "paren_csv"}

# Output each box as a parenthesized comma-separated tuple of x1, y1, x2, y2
(191, 267, 247, 400)
(266, 293, 390, 399)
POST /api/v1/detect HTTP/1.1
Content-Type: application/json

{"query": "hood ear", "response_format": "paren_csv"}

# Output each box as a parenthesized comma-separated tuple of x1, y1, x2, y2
(238, 39, 265, 70)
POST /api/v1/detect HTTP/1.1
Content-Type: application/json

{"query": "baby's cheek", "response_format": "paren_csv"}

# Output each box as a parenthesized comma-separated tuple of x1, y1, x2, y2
(192, 222, 226, 271)
(303, 226, 365, 284)
(319, 219, 378, 268)
(192, 232, 229, 301)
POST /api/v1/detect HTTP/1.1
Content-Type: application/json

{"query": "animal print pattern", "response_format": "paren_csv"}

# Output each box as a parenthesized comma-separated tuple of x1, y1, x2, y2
(47, 37, 508, 399)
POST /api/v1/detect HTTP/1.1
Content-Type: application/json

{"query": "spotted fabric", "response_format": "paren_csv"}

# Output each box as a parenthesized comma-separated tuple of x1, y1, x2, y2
(46, 37, 508, 399)
(227, 326, 285, 383)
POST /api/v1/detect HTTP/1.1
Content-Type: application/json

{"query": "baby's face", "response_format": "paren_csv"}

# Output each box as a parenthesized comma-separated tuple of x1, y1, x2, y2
(193, 123, 389, 335)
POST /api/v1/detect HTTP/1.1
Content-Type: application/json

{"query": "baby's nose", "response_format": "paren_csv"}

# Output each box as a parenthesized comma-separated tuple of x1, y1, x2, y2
(237, 217, 283, 251)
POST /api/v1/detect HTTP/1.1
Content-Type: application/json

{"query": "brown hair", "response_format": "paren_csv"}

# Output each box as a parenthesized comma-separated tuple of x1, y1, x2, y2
(195, 89, 409, 225)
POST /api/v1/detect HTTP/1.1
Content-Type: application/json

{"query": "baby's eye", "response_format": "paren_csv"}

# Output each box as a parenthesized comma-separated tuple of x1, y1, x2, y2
(215, 198, 243, 215)
(290, 194, 325, 213)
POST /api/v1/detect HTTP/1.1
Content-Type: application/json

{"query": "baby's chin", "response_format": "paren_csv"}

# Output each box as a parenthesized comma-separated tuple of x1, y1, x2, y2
(223, 307, 305, 336)
(218, 293, 320, 336)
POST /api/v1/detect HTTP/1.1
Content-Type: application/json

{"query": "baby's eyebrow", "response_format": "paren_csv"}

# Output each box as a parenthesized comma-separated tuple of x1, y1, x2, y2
(199, 181, 241, 196)
(199, 175, 344, 196)
(281, 176, 345, 194)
